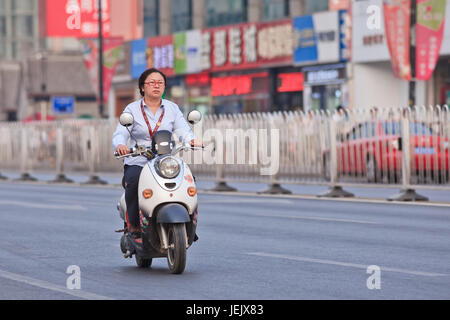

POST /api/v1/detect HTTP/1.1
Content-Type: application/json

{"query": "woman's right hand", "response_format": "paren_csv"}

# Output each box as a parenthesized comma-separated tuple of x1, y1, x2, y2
(116, 144, 130, 156)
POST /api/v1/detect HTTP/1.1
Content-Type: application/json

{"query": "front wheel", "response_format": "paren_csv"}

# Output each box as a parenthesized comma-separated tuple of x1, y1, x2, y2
(135, 255, 152, 268)
(167, 224, 187, 274)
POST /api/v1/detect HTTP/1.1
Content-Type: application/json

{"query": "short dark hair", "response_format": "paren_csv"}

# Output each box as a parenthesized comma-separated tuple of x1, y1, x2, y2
(138, 68, 167, 97)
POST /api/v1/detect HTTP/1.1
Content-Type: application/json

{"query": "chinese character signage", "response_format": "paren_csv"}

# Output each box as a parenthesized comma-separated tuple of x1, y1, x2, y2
(46, 0, 111, 37)
(146, 35, 174, 76)
(415, 0, 446, 80)
(383, 0, 412, 80)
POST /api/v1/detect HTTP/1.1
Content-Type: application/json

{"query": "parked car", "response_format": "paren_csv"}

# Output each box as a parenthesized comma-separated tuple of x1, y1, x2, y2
(322, 121, 449, 183)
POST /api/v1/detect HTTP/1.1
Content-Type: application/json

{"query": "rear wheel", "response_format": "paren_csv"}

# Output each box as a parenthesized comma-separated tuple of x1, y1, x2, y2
(167, 224, 187, 274)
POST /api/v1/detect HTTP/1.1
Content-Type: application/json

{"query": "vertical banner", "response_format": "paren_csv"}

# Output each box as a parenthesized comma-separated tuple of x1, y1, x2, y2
(80, 37, 124, 103)
(383, 0, 412, 80)
(415, 0, 447, 80)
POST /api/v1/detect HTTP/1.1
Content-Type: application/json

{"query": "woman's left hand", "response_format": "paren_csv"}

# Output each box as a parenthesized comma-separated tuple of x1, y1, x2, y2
(190, 139, 204, 148)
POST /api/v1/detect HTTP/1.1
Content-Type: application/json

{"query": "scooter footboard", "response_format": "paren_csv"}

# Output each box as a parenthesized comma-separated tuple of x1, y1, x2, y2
(156, 203, 190, 223)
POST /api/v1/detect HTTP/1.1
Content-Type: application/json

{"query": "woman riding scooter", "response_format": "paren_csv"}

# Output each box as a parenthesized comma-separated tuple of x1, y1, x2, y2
(112, 68, 202, 249)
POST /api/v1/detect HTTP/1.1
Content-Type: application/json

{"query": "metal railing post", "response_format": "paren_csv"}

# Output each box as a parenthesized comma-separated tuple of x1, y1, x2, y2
(388, 107, 428, 201)
(83, 125, 107, 185)
(210, 115, 236, 192)
(51, 125, 74, 183)
(259, 112, 291, 194)
(318, 112, 354, 198)
(15, 126, 37, 182)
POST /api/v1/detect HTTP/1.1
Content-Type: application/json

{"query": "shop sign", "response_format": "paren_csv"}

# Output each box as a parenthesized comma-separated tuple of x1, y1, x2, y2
(211, 72, 269, 97)
(130, 38, 147, 79)
(257, 19, 294, 65)
(46, 0, 111, 37)
(146, 35, 174, 76)
(277, 72, 304, 92)
(52, 96, 74, 114)
(207, 23, 260, 72)
(339, 9, 350, 61)
(204, 20, 292, 72)
(174, 30, 201, 75)
(186, 72, 210, 86)
(303, 64, 346, 85)
(352, 0, 390, 62)
(293, 11, 342, 65)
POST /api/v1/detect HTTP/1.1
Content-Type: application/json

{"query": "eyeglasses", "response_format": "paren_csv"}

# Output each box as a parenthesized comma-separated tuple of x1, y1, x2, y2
(144, 80, 165, 87)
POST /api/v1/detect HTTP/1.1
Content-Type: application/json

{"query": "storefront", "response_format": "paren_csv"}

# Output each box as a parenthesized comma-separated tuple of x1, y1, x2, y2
(292, 9, 349, 111)
(302, 63, 347, 111)
(210, 70, 271, 114)
(272, 67, 304, 112)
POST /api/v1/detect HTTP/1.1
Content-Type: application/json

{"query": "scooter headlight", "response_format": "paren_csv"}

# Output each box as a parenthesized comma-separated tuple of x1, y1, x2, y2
(158, 156, 180, 179)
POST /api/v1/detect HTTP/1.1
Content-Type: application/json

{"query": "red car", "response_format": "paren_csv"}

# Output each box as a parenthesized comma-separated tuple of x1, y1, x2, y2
(322, 121, 450, 183)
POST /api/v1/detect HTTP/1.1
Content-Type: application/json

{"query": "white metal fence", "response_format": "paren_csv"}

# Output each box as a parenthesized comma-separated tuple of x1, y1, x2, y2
(0, 105, 448, 199)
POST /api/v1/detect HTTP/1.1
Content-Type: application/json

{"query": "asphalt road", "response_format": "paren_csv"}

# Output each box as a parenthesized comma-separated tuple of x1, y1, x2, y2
(0, 181, 449, 300)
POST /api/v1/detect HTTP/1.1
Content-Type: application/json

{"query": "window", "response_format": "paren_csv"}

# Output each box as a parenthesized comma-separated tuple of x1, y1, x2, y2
(206, 0, 247, 27)
(11, 15, 33, 38)
(172, 0, 192, 32)
(11, 0, 34, 12)
(143, 0, 159, 37)
(0, 17, 6, 37)
(305, 0, 328, 14)
(263, 0, 289, 21)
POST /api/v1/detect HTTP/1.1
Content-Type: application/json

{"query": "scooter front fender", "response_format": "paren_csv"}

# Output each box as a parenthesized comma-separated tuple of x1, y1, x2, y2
(156, 203, 190, 223)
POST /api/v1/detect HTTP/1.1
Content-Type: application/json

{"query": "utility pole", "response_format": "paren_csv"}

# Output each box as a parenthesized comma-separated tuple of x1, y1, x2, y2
(409, 0, 416, 107)
(98, 0, 104, 118)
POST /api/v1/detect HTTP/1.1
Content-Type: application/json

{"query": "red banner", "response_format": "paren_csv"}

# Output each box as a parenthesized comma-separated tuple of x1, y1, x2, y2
(415, 0, 447, 80)
(46, 0, 111, 38)
(80, 37, 123, 103)
(383, 0, 412, 80)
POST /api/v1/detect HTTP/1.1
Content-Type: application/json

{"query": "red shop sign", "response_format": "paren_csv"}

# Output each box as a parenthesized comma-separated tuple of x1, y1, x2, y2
(277, 72, 304, 92)
(211, 72, 269, 97)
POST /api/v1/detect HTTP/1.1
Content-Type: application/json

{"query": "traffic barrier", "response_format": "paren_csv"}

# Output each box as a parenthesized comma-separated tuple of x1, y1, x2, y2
(0, 105, 448, 200)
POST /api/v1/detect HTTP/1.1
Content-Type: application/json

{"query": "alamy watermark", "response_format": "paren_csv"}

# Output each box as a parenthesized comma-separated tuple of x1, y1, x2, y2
(366, 265, 381, 290)
(66, 265, 81, 290)
(366, 5, 382, 31)
(185, 122, 280, 176)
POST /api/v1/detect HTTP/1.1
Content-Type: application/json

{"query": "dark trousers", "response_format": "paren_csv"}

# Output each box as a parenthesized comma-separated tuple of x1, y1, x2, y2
(124, 165, 143, 228)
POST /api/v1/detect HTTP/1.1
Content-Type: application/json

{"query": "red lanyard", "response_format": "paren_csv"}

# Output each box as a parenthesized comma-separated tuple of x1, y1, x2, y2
(140, 100, 165, 140)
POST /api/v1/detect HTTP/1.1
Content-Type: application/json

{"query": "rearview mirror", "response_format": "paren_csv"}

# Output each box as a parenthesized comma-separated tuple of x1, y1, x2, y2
(187, 110, 202, 124)
(119, 112, 134, 127)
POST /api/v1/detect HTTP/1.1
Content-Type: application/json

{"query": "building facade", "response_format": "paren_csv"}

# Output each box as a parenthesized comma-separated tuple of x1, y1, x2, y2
(2, 0, 449, 121)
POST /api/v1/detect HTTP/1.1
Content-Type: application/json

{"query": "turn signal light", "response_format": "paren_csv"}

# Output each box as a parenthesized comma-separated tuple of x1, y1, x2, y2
(142, 189, 153, 199)
(187, 187, 197, 197)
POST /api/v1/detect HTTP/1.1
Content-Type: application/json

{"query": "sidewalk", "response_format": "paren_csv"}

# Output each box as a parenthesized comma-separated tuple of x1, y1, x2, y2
(1, 169, 449, 204)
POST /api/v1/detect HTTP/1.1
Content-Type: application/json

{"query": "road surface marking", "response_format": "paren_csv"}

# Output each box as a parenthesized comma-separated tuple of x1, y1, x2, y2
(0, 200, 87, 211)
(247, 212, 378, 225)
(206, 205, 378, 225)
(200, 198, 294, 205)
(246, 252, 447, 277)
(0, 269, 114, 300)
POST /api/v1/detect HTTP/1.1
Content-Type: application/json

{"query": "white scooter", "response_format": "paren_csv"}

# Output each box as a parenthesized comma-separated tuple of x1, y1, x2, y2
(115, 110, 203, 274)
